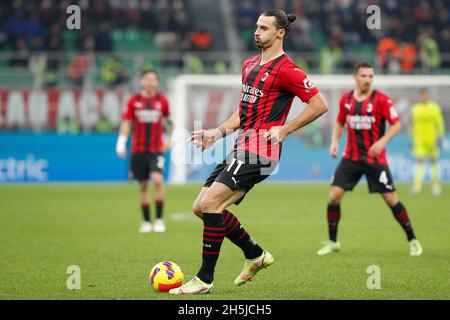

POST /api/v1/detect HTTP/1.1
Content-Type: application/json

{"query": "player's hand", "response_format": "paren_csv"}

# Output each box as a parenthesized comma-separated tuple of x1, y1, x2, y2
(116, 134, 128, 159)
(368, 140, 385, 158)
(189, 129, 221, 151)
(116, 149, 127, 159)
(329, 141, 339, 158)
(263, 126, 288, 146)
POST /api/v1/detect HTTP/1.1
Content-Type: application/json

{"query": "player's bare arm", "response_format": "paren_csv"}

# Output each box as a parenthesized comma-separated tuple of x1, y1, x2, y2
(264, 92, 328, 145)
(330, 122, 345, 158)
(368, 121, 402, 158)
(116, 120, 131, 159)
(163, 117, 173, 151)
(191, 110, 240, 151)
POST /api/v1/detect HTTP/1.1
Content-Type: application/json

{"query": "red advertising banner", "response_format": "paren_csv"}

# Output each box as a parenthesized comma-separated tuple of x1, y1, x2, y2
(0, 89, 131, 130)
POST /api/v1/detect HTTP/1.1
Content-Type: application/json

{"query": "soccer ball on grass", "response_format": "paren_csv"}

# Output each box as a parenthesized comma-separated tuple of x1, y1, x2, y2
(149, 261, 184, 292)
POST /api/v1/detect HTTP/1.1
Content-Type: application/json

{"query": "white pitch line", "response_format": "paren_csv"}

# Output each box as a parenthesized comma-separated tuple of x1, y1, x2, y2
(170, 212, 197, 221)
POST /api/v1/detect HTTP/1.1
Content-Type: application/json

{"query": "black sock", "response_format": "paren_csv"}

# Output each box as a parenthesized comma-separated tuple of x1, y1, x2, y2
(223, 210, 263, 259)
(142, 204, 150, 222)
(155, 200, 163, 219)
(327, 203, 341, 242)
(390, 202, 416, 241)
(196, 213, 225, 284)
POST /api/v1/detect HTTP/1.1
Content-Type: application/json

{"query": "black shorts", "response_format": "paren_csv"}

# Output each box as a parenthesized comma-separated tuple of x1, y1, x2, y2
(204, 151, 278, 205)
(130, 152, 165, 182)
(331, 159, 396, 193)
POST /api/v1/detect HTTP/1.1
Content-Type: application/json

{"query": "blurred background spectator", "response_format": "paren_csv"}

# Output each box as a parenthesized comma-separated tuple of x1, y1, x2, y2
(57, 116, 80, 134)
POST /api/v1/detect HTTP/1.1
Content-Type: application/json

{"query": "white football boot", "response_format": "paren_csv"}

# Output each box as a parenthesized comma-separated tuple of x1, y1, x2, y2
(169, 276, 214, 295)
(432, 185, 442, 196)
(317, 240, 341, 256)
(153, 219, 166, 233)
(138, 221, 152, 233)
(409, 239, 423, 256)
(234, 250, 274, 286)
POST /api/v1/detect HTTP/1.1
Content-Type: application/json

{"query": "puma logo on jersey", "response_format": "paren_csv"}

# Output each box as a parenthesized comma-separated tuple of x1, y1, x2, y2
(345, 103, 351, 110)
(367, 103, 373, 113)
(134, 101, 143, 109)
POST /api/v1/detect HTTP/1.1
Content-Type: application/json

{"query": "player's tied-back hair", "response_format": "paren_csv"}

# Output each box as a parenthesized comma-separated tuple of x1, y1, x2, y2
(262, 9, 296, 37)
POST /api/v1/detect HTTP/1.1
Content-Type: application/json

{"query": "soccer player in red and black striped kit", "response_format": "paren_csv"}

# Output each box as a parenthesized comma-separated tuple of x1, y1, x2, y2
(169, 10, 328, 295)
(317, 63, 423, 257)
(116, 70, 173, 234)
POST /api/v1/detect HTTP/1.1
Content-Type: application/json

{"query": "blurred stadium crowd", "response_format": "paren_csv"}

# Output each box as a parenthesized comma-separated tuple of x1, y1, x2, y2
(236, 0, 450, 73)
(0, 0, 207, 87)
(0, 0, 448, 87)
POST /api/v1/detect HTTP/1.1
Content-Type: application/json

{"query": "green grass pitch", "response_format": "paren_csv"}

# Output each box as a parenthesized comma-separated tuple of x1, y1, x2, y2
(0, 183, 449, 300)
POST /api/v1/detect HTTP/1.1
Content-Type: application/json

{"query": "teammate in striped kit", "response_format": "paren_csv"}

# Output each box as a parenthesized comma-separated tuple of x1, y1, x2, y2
(317, 63, 423, 257)
(169, 9, 328, 295)
(116, 70, 173, 234)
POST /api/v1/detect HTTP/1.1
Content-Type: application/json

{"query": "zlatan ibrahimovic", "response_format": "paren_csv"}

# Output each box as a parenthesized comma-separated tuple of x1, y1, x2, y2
(317, 62, 423, 257)
(169, 9, 328, 295)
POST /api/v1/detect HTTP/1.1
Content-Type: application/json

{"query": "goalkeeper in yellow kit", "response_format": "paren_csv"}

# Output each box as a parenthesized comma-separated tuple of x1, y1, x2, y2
(411, 88, 445, 195)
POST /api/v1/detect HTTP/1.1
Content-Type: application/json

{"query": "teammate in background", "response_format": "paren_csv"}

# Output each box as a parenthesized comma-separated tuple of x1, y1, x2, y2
(317, 63, 423, 257)
(116, 70, 173, 233)
(169, 9, 328, 295)
(411, 88, 445, 196)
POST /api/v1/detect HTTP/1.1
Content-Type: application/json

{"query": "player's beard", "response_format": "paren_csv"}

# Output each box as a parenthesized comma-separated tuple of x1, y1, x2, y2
(361, 83, 371, 93)
(142, 88, 156, 96)
(255, 37, 265, 49)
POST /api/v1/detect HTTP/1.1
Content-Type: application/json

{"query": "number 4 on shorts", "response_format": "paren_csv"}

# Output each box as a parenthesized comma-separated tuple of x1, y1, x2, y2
(379, 171, 388, 185)
(379, 170, 393, 190)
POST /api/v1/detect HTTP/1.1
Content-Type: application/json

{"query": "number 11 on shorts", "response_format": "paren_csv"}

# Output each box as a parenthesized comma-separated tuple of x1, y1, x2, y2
(227, 158, 244, 175)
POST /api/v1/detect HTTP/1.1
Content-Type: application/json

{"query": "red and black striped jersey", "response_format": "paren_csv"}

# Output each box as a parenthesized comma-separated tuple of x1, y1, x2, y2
(236, 53, 319, 161)
(337, 90, 399, 165)
(122, 93, 170, 154)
